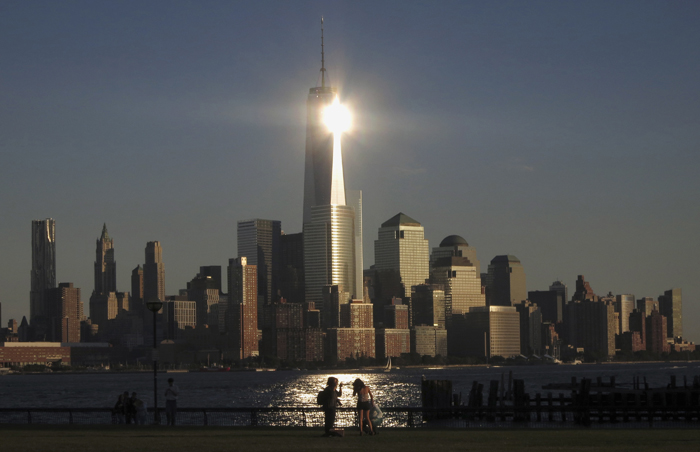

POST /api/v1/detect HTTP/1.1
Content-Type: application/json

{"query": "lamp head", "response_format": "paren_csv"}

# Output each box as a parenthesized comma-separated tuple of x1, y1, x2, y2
(146, 300, 163, 313)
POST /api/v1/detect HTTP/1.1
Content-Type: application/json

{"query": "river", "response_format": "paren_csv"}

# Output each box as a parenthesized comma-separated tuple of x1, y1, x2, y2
(1, 362, 699, 409)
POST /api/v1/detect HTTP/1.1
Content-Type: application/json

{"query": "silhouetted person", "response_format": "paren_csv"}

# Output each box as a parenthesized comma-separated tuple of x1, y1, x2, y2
(164, 378, 179, 426)
(125, 391, 135, 424)
(113, 393, 125, 424)
(321, 377, 342, 437)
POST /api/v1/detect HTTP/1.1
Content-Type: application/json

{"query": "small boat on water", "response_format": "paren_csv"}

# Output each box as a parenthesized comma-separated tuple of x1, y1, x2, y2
(383, 357, 391, 373)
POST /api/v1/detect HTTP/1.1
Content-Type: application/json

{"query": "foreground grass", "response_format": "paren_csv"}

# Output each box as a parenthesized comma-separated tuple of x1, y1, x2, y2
(2, 426, 700, 452)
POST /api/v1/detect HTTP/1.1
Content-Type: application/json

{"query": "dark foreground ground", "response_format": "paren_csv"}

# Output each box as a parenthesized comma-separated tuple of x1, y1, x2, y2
(2, 426, 700, 452)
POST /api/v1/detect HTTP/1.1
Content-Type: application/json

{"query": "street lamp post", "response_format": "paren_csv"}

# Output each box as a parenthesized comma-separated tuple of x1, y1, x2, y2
(146, 299, 163, 425)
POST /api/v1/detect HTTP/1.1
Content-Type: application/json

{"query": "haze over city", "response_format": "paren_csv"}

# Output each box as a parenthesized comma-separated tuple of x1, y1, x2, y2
(1, 1, 698, 341)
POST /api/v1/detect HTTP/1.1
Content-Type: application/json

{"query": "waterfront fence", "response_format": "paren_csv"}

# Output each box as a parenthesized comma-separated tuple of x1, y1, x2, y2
(1, 405, 699, 428)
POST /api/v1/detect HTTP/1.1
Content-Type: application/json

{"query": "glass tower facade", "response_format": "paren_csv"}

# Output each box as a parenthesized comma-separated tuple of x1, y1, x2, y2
(374, 213, 430, 299)
(301, 46, 356, 307)
(303, 205, 356, 306)
(431, 256, 486, 319)
(346, 189, 364, 299)
(302, 86, 338, 225)
(237, 219, 281, 306)
(30, 218, 56, 339)
(484, 255, 527, 307)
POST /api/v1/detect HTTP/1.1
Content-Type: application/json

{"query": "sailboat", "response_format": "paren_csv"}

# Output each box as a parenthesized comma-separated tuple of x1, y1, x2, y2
(383, 356, 391, 373)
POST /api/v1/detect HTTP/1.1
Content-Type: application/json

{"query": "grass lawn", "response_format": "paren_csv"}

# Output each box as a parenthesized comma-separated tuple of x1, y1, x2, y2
(1, 426, 700, 452)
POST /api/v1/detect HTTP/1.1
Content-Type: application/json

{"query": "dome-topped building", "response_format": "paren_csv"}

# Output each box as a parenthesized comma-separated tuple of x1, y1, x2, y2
(430, 234, 486, 321)
(431, 234, 480, 276)
(439, 235, 468, 248)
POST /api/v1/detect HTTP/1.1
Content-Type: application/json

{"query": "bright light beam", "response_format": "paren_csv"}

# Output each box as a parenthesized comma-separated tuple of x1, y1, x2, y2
(324, 96, 351, 133)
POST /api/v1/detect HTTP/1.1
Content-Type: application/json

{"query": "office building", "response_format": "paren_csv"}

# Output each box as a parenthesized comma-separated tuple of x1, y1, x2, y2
(568, 299, 616, 358)
(449, 306, 520, 359)
(30, 218, 56, 340)
(375, 328, 411, 359)
(163, 297, 197, 340)
(346, 189, 364, 299)
(549, 280, 568, 305)
(304, 205, 356, 304)
(187, 272, 220, 329)
(340, 299, 373, 329)
(646, 310, 670, 354)
(47, 283, 82, 343)
(410, 325, 448, 357)
(515, 301, 542, 356)
(130, 266, 144, 310)
(431, 255, 485, 322)
(383, 297, 409, 329)
(143, 241, 165, 303)
(658, 288, 682, 339)
(279, 232, 305, 303)
(301, 31, 357, 307)
(94, 224, 116, 296)
(528, 290, 563, 324)
(484, 255, 526, 307)
(262, 300, 304, 360)
(374, 213, 430, 299)
(238, 219, 281, 309)
(327, 327, 375, 361)
(329, 300, 375, 361)
(321, 285, 350, 329)
(572, 275, 598, 302)
(226, 257, 259, 359)
(637, 297, 659, 316)
(89, 291, 129, 329)
(197, 266, 222, 293)
(430, 235, 481, 276)
(411, 284, 446, 329)
(614, 294, 635, 334)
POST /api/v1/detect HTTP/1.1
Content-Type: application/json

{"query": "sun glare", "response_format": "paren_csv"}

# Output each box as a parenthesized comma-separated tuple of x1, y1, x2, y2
(324, 96, 351, 133)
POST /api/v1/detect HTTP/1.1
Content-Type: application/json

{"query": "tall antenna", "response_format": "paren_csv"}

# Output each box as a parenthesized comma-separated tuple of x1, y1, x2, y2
(321, 16, 326, 88)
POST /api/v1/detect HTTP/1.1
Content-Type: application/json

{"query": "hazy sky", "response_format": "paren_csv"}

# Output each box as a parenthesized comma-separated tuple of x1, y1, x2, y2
(1, 1, 698, 341)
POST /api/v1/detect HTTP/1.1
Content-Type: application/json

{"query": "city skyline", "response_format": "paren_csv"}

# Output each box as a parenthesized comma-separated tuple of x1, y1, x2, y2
(1, 2, 698, 341)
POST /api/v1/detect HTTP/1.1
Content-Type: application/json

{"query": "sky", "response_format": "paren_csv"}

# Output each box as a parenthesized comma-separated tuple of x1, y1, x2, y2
(1, 1, 699, 341)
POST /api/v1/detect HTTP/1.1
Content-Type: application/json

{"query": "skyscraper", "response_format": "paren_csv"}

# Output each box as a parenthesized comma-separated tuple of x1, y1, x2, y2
(374, 213, 430, 299)
(346, 189, 364, 299)
(430, 235, 481, 276)
(131, 266, 144, 306)
(302, 23, 357, 305)
(614, 294, 635, 334)
(47, 282, 81, 343)
(94, 224, 116, 295)
(237, 219, 281, 319)
(143, 241, 165, 303)
(226, 257, 259, 359)
(411, 284, 446, 328)
(431, 255, 486, 320)
(484, 255, 526, 307)
(304, 205, 356, 305)
(279, 232, 305, 303)
(549, 280, 568, 305)
(30, 218, 56, 340)
(659, 288, 682, 339)
(302, 21, 341, 225)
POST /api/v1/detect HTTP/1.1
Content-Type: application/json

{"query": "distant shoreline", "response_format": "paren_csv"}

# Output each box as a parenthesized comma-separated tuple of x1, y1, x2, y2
(3, 360, 698, 376)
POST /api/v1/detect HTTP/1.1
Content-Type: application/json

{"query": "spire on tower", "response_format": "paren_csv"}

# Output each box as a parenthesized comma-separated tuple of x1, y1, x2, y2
(101, 223, 109, 241)
(321, 16, 326, 88)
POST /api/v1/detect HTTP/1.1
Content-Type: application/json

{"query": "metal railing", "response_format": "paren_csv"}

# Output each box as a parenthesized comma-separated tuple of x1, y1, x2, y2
(1, 406, 699, 428)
